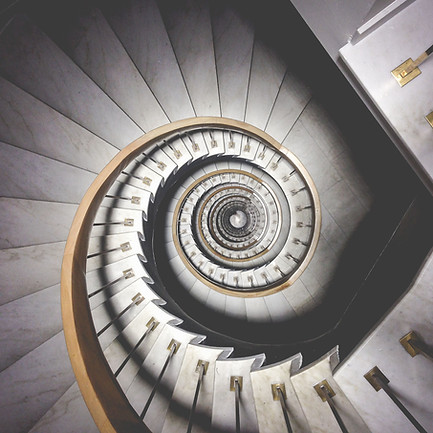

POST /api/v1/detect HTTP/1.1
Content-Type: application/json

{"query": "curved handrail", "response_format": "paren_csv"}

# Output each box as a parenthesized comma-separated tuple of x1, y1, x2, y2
(60, 116, 320, 432)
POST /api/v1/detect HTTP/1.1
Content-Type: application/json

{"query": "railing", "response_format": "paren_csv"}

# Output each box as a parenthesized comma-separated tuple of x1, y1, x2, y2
(314, 380, 349, 433)
(187, 360, 209, 433)
(364, 366, 428, 433)
(140, 339, 180, 419)
(61, 117, 312, 432)
(400, 331, 433, 362)
(231, 376, 243, 433)
(272, 383, 293, 433)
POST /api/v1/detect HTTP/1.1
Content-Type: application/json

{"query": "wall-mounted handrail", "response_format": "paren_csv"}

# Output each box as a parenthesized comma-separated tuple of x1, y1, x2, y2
(61, 117, 320, 432)
(364, 366, 428, 433)
(400, 331, 433, 362)
(314, 380, 349, 433)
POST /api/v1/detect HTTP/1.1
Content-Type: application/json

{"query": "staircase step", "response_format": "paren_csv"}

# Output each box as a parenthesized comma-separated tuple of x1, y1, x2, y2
(159, 0, 219, 117)
(162, 343, 233, 433)
(0, 141, 96, 203)
(91, 280, 150, 350)
(58, 7, 168, 133)
(265, 71, 311, 143)
(0, 198, 77, 249)
(126, 325, 205, 433)
(29, 382, 98, 433)
(87, 254, 152, 310)
(291, 347, 370, 433)
(245, 39, 286, 130)
(103, 0, 195, 122)
(250, 353, 310, 433)
(0, 283, 62, 372)
(87, 232, 145, 272)
(211, 1, 254, 121)
(0, 16, 142, 148)
(0, 242, 65, 305)
(92, 207, 144, 237)
(0, 332, 75, 433)
(0, 76, 117, 173)
(212, 355, 265, 433)
(104, 301, 181, 391)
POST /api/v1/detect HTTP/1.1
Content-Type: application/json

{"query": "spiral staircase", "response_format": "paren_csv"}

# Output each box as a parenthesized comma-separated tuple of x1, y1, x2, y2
(1, 0, 433, 432)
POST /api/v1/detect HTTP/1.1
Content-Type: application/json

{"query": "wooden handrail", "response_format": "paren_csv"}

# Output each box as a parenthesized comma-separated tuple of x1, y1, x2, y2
(61, 117, 320, 432)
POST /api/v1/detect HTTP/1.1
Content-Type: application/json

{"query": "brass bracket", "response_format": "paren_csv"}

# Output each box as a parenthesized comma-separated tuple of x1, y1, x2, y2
(196, 360, 209, 375)
(167, 339, 180, 354)
(271, 383, 286, 401)
(146, 317, 159, 330)
(364, 366, 389, 391)
(426, 112, 433, 128)
(131, 293, 144, 306)
(313, 379, 335, 402)
(120, 242, 132, 252)
(131, 196, 141, 205)
(123, 268, 135, 279)
(123, 218, 134, 226)
(391, 58, 421, 86)
(400, 331, 421, 357)
(230, 376, 243, 392)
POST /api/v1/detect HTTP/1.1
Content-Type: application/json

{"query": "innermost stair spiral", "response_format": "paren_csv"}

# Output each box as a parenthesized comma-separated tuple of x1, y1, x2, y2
(159, 125, 321, 297)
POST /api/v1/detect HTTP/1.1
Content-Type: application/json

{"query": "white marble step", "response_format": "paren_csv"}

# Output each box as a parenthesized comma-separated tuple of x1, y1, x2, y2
(291, 347, 370, 433)
(126, 325, 205, 433)
(87, 254, 152, 310)
(211, 1, 254, 121)
(0, 283, 62, 372)
(59, 7, 168, 133)
(103, 0, 195, 121)
(334, 249, 433, 433)
(0, 76, 118, 173)
(0, 16, 142, 148)
(265, 71, 311, 144)
(91, 279, 150, 350)
(159, 0, 220, 117)
(0, 241, 65, 305)
(87, 232, 144, 272)
(0, 198, 77, 249)
(0, 331, 75, 433)
(212, 355, 265, 433)
(245, 39, 287, 130)
(0, 141, 96, 203)
(103, 181, 152, 216)
(162, 343, 233, 433)
(142, 145, 179, 183)
(104, 301, 181, 391)
(250, 353, 310, 433)
(119, 160, 164, 200)
(29, 381, 98, 433)
(91, 207, 144, 237)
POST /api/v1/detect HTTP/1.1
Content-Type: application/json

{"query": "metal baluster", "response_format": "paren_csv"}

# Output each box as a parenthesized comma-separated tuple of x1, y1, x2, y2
(88, 268, 134, 298)
(230, 376, 243, 433)
(314, 380, 349, 433)
(364, 366, 428, 433)
(187, 360, 209, 433)
(400, 331, 433, 362)
(96, 293, 143, 337)
(140, 339, 180, 419)
(114, 317, 159, 377)
(93, 218, 134, 227)
(272, 383, 293, 433)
